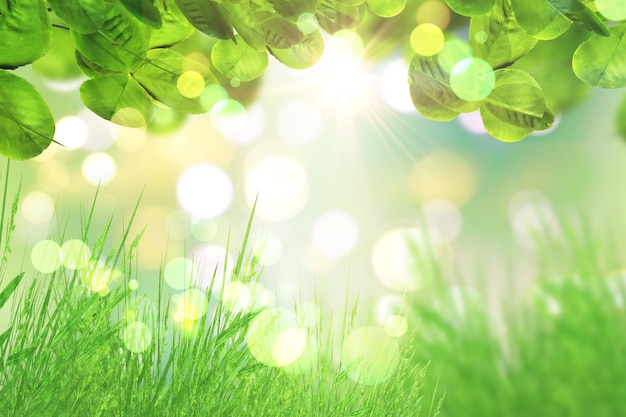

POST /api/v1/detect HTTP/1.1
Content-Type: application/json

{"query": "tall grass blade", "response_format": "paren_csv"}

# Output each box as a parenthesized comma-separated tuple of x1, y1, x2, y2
(0, 272, 24, 310)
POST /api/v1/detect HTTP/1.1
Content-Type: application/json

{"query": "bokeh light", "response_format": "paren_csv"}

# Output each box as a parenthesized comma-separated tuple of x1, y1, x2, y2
(310, 211, 359, 259)
(252, 231, 283, 267)
(177, 71, 205, 98)
(225, 104, 265, 144)
(416, 0, 451, 29)
(297, 13, 318, 34)
(317, 30, 372, 108)
(111, 107, 148, 128)
(437, 39, 473, 73)
(376, 295, 408, 325)
(164, 257, 196, 290)
(221, 281, 252, 313)
(21, 191, 54, 225)
(200, 84, 229, 111)
(410, 24, 445, 57)
(31, 240, 62, 273)
(474, 30, 488, 44)
(209, 99, 248, 137)
(384, 315, 408, 337)
(177, 164, 233, 219)
(193, 244, 233, 294)
(245, 156, 309, 222)
(80, 260, 119, 295)
(173, 288, 209, 322)
(247, 282, 271, 311)
(122, 321, 152, 353)
(277, 99, 323, 146)
(372, 227, 449, 291)
(78, 109, 116, 151)
(184, 52, 211, 73)
(112, 123, 147, 152)
(54, 115, 88, 149)
(341, 326, 400, 385)
(281, 334, 318, 375)
(82, 152, 117, 185)
(246, 308, 307, 367)
(409, 150, 477, 207)
(61, 239, 91, 269)
(450, 58, 495, 101)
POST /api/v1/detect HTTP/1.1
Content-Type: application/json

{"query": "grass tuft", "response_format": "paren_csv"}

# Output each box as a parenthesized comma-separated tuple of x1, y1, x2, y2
(0, 183, 434, 417)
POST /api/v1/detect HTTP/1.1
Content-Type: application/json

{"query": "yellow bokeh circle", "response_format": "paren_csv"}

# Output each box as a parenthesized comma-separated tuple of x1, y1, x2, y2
(410, 23, 445, 56)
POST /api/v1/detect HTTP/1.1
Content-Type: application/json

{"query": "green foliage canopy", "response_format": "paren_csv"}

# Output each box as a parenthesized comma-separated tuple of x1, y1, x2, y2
(1, 0, 626, 159)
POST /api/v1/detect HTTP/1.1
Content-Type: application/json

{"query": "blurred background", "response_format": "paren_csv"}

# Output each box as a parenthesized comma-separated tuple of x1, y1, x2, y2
(5, 1, 626, 414)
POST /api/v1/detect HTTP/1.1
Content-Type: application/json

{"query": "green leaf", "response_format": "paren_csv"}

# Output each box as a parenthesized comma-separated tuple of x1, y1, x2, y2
(484, 69, 547, 118)
(47, 0, 106, 34)
(72, 2, 150, 72)
(219, 2, 266, 52)
(0, 272, 24, 309)
(444, 0, 495, 17)
(174, 0, 234, 40)
(573, 24, 626, 88)
(75, 50, 120, 78)
(0, 0, 51, 68)
(118, 0, 163, 28)
(269, 0, 317, 20)
(547, 0, 610, 37)
(6, 346, 37, 366)
(33, 27, 84, 80)
(513, 26, 592, 111)
(268, 30, 324, 69)
(408, 54, 481, 114)
(511, 0, 571, 40)
(618, 92, 626, 140)
(409, 84, 460, 121)
(316, 1, 366, 34)
(469, 0, 538, 69)
(480, 69, 555, 141)
(260, 15, 304, 49)
(80, 75, 155, 127)
(0, 326, 11, 348)
(0, 71, 54, 159)
(149, 0, 195, 48)
(133, 49, 218, 113)
(211, 35, 269, 82)
(479, 104, 532, 142)
(366, 0, 406, 18)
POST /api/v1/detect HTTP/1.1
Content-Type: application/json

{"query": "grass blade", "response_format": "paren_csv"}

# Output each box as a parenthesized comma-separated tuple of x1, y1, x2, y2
(0, 272, 24, 310)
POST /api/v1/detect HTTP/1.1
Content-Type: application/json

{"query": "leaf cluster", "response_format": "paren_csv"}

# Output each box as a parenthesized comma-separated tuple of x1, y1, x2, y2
(3, 0, 626, 159)
(0, 0, 408, 160)
(411, 0, 626, 141)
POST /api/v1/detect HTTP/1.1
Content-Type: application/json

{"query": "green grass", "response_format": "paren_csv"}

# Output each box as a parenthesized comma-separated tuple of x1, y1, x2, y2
(0, 177, 436, 416)
(411, 213, 626, 417)
(6, 164, 626, 417)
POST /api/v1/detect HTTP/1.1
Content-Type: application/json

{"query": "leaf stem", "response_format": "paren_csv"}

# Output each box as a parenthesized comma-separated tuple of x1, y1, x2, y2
(52, 23, 70, 31)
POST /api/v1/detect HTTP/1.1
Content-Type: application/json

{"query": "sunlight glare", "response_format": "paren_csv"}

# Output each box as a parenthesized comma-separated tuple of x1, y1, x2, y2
(316, 30, 374, 110)
(177, 164, 233, 219)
